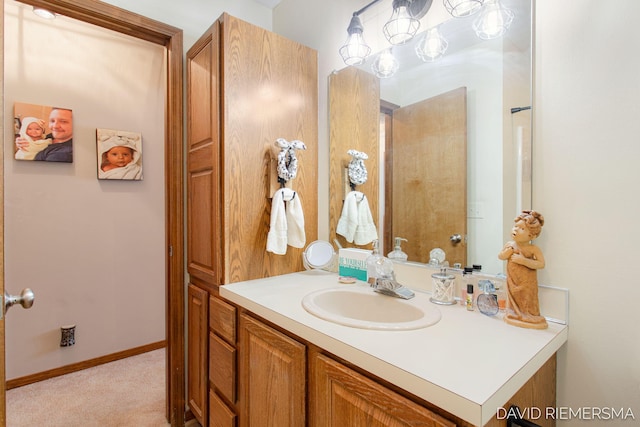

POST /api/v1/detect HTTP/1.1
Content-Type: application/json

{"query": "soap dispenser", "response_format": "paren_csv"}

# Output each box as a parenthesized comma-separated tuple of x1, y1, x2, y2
(387, 237, 408, 262)
(366, 240, 383, 285)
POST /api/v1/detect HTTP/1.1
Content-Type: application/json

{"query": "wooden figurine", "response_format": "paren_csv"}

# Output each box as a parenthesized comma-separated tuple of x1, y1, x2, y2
(498, 210, 548, 329)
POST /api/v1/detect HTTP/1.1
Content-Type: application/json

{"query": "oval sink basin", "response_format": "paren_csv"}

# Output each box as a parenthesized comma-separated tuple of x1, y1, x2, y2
(301, 286, 441, 330)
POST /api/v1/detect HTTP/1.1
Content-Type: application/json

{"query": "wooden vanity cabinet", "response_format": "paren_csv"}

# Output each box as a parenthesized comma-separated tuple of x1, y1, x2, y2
(310, 351, 455, 427)
(238, 314, 306, 427)
(185, 11, 317, 426)
(235, 310, 557, 427)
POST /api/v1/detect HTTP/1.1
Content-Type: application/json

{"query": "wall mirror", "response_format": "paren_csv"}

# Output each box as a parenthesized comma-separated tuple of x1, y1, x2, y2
(329, 0, 532, 274)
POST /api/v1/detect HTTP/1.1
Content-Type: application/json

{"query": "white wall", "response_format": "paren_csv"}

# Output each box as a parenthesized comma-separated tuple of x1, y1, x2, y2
(534, 0, 640, 420)
(4, 1, 166, 378)
(100, 0, 273, 49)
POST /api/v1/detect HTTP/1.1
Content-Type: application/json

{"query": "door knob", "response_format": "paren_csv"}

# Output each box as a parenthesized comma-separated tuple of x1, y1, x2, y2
(4, 288, 35, 315)
(449, 234, 462, 244)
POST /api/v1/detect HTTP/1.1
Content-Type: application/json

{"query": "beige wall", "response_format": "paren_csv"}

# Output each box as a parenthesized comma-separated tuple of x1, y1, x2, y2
(3, 0, 272, 381)
(3, 1, 167, 378)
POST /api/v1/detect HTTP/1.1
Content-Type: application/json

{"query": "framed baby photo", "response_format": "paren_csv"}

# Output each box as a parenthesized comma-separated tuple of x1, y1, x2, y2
(13, 102, 74, 163)
(96, 128, 143, 180)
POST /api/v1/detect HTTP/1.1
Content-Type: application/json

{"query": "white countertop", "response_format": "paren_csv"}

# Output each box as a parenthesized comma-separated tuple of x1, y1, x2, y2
(220, 270, 568, 426)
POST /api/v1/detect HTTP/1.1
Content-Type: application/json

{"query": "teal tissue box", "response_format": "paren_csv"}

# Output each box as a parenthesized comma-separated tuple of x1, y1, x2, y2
(338, 248, 371, 282)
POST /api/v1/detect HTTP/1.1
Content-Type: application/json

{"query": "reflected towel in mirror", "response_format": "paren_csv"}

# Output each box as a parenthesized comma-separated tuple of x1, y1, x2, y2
(336, 190, 378, 245)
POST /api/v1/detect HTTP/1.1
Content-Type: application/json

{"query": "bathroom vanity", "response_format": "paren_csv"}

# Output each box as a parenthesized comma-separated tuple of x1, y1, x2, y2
(219, 270, 567, 427)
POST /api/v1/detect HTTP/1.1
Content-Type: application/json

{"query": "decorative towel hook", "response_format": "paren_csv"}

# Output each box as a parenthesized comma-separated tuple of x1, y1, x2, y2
(347, 149, 368, 190)
(276, 138, 306, 187)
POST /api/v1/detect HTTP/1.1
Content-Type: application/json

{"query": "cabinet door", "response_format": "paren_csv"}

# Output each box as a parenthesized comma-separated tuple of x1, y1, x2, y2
(311, 353, 455, 427)
(188, 284, 209, 425)
(186, 19, 222, 286)
(239, 314, 306, 427)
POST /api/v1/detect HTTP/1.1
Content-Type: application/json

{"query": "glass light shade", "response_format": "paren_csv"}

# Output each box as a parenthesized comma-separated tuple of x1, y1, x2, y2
(383, 0, 420, 45)
(371, 49, 399, 79)
(443, 0, 484, 18)
(33, 7, 56, 19)
(415, 27, 449, 62)
(473, 0, 514, 39)
(340, 15, 372, 65)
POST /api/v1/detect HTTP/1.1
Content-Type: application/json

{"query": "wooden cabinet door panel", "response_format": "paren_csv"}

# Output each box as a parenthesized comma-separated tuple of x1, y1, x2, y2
(239, 314, 306, 427)
(210, 295, 237, 345)
(209, 331, 236, 404)
(187, 23, 221, 286)
(311, 353, 455, 427)
(210, 390, 237, 427)
(188, 284, 209, 425)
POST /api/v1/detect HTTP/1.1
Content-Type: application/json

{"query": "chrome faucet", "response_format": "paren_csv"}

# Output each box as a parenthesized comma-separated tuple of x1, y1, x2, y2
(371, 272, 415, 300)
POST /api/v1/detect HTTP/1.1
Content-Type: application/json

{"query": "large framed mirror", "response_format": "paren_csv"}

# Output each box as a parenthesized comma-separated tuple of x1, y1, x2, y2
(329, 0, 532, 274)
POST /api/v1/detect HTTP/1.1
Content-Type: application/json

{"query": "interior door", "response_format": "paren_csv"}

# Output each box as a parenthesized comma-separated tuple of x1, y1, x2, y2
(390, 87, 467, 266)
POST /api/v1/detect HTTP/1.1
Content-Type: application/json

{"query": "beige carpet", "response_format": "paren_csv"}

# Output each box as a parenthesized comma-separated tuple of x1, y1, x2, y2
(6, 348, 170, 427)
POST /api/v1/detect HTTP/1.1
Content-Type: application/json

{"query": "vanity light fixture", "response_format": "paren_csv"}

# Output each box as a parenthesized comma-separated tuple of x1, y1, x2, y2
(339, 0, 432, 66)
(472, 0, 514, 40)
(339, 13, 372, 65)
(383, 0, 421, 45)
(415, 27, 448, 62)
(32, 6, 56, 19)
(371, 48, 399, 78)
(443, 0, 484, 18)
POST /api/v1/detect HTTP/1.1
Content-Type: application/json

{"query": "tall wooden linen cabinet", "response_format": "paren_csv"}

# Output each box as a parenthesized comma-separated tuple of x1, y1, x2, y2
(186, 14, 318, 427)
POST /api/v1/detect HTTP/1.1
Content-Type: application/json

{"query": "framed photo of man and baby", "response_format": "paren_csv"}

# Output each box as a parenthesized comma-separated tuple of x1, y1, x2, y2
(14, 102, 73, 163)
(13, 102, 143, 181)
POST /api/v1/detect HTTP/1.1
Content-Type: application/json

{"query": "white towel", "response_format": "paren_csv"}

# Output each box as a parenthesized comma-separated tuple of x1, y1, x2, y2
(336, 191, 359, 243)
(286, 190, 306, 248)
(267, 188, 305, 255)
(353, 194, 378, 245)
(336, 191, 378, 245)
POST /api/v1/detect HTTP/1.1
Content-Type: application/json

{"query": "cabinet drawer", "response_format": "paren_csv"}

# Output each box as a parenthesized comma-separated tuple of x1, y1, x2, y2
(209, 389, 237, 427)
(210, 332, 236, 403)
(210, 295, 237, 344)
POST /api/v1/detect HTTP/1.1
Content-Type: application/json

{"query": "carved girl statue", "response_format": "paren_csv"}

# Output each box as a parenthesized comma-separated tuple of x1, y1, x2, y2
(498, 210, 548, 329)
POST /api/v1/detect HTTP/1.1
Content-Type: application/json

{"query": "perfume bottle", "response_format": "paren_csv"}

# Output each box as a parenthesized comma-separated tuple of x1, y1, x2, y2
(466, 284, 474, 311)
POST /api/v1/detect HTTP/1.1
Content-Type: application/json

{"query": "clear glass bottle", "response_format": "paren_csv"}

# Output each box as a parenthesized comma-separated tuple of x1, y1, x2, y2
(387, 237, 408, 262)
(494, 274, 508, 311)
(430, 268, 456, 305)
(460, 266, 474, 305)
(366, 240, 383, 285)
(466, 284, 474, 311)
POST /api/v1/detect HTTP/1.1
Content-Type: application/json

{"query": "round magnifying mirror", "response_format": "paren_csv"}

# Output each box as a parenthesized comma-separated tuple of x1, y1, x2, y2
(303, 240, 336, 271)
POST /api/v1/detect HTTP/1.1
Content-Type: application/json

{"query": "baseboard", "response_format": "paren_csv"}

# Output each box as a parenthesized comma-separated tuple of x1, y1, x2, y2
(6, 340, 166, 390)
